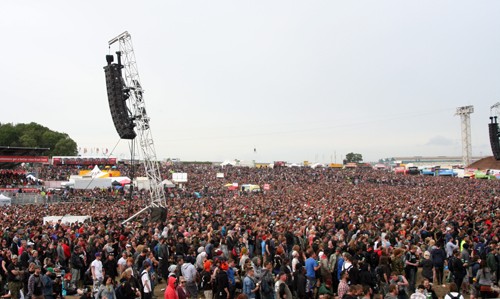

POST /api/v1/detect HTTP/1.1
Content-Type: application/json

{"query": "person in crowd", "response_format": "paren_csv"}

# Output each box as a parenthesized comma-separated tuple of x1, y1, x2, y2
(419, 251, 434, 283)
(443, 283, 464, 299)
(242, 267, 258, 299)
(164, 275, 178, 299)
(430, 242, 446, 287)
(214, 262, 229, 299)
(42, 267, 56, 299)
(119, 268, 141, 299)
(70, 245, 85, 287)
(421, 279, 437, 299)
(27, 265, 44, 299)
(304, 248, 319, 297)
(385, 284, 399, 299)
(97, 276, 116, 299)
(409, 285, 426, 299)
(449, 250, 467, 293)
(201, 260, 213, 299)
(405, 246, 419, 294)
(260, 261, 274, 299)
(337, 271, 349, 299)
(7, 255, 24, 299)
(91, 252, 104, 294)
(318, 278, 334, 298)
(180, 256, 197, 299)
(475, 259, 495, 299)
(389, 272, 409, 299)
(276, 272, 292, 299)
(141, 261, 153, 299)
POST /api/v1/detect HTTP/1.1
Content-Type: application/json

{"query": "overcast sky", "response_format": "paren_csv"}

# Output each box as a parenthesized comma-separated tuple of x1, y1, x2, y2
(1, 1, 500, 163)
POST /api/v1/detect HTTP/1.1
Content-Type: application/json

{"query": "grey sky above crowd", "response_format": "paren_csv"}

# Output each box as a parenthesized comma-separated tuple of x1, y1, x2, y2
(1, 1, 500, 163)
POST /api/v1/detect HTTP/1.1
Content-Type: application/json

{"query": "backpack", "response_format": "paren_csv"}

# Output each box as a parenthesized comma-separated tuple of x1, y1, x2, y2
(261, 271, 273, 294)
(375, 265, 384, 283)
(447, 292, 460, 299)
(137, 271, 148, 299)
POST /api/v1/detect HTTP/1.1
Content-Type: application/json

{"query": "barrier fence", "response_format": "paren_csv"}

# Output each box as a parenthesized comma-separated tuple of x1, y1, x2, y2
(1, 193, 64, 205)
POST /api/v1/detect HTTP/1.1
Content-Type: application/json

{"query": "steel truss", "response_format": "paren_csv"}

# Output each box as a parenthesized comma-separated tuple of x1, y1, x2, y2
(455, 105, 474, 167)
(108, 31, 166, 223)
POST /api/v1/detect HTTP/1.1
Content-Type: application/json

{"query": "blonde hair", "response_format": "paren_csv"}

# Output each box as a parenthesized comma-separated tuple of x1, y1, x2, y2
(121, 268, 132, 280)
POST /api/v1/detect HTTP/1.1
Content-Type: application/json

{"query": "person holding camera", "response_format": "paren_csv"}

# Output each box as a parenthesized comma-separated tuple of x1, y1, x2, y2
(7, 255, 24, 299)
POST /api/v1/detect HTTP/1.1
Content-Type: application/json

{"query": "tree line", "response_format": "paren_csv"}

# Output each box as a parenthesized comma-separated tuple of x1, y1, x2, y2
(0, 122, 77, 156)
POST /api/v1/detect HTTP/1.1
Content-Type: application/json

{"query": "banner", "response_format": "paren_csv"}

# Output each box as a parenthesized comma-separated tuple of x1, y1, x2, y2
(0, 188, 40, 193)
(0, 156, 49, 163)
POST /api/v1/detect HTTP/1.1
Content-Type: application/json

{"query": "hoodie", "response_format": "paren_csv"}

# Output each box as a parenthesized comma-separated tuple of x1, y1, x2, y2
(164, 276, 178, 299)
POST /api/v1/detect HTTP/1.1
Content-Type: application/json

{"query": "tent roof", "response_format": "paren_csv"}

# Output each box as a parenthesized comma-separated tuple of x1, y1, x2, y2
(161, 179, 175, 188)
(88, 165, 103, 178)
(0, 194, 11, 200)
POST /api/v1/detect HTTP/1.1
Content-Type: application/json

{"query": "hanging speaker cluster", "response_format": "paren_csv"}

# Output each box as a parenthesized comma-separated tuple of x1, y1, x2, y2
(104, 52, 136, 140)
(489, 116, 500, 160)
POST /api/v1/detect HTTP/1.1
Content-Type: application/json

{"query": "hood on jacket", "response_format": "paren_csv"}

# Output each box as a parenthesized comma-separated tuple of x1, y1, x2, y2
(168, 276, 177, 288)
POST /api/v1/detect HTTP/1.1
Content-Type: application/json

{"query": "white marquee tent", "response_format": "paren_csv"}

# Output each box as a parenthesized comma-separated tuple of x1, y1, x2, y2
(0, 194, 11, 206)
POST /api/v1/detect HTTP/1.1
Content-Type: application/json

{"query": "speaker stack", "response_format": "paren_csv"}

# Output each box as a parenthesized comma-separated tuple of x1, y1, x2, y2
(104, 52, 136, 140)
(489, 117, 500, 160)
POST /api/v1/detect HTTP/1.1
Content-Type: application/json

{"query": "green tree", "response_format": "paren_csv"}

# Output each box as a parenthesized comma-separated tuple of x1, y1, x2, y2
(0, 123, 18, 146)
(345, 152, 363, 163)
(19, 134, 37, 147)
(0, 122, 78, 156)
(53, 136, 78, 156)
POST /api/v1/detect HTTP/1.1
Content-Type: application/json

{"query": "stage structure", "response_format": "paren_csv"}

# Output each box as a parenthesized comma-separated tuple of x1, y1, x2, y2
(455, 106, 474, 167)
(105, 31, 166, 224)
(490, 102, 500, 160)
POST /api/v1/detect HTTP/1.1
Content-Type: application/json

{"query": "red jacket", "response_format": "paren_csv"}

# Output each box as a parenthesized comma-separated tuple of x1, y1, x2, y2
(62, 243, 71, 259)
(164, 276, 178, 299)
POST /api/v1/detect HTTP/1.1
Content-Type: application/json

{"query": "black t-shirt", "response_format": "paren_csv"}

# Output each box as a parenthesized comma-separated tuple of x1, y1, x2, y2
(32, 274, 44, 296)
(7, 262, 21, 282)
(405, 252, 418, 270)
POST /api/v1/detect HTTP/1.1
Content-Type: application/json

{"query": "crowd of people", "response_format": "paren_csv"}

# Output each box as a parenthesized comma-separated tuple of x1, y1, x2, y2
(0, 170, 39, 189)
(0, 163, 499, 299)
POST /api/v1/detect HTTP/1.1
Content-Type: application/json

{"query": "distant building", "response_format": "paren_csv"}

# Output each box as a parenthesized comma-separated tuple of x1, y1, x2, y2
(391, 156, 482, 168)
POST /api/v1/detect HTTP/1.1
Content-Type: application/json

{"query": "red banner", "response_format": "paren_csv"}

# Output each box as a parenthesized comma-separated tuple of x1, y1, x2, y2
(0, 156, 49, 163)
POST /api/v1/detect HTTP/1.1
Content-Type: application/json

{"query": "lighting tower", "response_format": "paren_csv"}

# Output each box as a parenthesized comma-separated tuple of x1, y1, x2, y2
(108, 31, 166, 223)
(455, 105, 474, 167)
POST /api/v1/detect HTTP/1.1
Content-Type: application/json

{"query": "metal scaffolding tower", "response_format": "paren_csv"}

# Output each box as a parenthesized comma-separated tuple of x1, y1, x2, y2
(455, 105, 474, 167)
(108, 31, 166, 223)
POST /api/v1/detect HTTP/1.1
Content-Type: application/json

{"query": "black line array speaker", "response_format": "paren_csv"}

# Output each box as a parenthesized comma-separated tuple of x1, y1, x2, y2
(104, 53, 136, 140)
(489, 117, 500, 160)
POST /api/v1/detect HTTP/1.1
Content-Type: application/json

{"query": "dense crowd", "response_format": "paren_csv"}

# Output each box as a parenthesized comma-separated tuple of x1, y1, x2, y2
(0, 164, 499, 299)
(0, 170, 40, 189)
